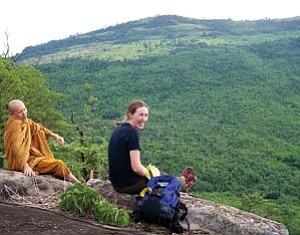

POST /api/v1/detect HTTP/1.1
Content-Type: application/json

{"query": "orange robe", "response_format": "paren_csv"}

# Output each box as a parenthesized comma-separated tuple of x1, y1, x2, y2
(4, 116, 71, 178)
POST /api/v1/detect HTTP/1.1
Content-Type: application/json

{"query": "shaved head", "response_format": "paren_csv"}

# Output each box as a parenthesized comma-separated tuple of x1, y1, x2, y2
(8, 99, 24, 112)
(8, 99, 27, 120)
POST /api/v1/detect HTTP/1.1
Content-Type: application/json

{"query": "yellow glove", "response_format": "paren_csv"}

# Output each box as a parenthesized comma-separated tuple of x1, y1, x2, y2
(145, 164, 161, 179)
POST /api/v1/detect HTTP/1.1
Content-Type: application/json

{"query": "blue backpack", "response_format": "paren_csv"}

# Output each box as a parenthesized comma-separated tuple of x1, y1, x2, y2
(133, 175, 189, 233)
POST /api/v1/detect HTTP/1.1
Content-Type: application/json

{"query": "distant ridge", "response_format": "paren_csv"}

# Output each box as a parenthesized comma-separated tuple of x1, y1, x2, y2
(18, 14, 300, 63)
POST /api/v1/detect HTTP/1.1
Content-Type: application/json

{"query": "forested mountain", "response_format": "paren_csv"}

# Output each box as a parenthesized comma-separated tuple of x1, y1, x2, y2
(14, 15, 300, 234)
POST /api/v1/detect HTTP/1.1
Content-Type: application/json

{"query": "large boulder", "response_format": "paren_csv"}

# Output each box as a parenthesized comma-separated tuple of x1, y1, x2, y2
(0, 169, 289, 235)
(0, 168, 71, 197)
(87, 179, 289, 235)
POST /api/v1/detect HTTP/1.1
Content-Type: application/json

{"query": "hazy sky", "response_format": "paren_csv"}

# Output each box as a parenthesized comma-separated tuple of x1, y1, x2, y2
(1, 0, 299, 55)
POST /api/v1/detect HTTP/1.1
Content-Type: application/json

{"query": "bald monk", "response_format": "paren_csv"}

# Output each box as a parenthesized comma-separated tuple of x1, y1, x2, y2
(4, 99, 80, 183)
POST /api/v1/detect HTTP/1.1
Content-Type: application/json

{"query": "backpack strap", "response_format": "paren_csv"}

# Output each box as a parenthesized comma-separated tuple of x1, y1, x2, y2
(139, 187, 152, 197)
(170, 201, 190, 234)
(178, 201, 188, 220)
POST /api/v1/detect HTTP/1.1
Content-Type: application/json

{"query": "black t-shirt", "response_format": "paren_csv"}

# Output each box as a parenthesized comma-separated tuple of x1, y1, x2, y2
(108, 123, 143, 187)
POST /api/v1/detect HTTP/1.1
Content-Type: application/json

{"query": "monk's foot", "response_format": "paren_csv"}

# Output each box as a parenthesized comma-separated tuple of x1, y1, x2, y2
(66, 173, 81, 184)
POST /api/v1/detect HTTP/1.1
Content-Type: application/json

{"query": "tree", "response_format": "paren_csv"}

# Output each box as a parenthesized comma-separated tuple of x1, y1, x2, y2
(67, 83, 108, 180)
(1, 30, 23, 61)
(1, 30, 10, 58)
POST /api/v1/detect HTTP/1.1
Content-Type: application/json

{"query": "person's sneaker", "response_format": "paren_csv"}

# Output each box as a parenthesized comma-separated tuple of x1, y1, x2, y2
(181, 167, 197, 191)
(181, 167, 194, 178)
(186, 176, 197, 191)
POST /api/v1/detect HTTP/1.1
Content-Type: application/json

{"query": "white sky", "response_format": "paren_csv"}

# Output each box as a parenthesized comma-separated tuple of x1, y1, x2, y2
(1, 0, 299, 55)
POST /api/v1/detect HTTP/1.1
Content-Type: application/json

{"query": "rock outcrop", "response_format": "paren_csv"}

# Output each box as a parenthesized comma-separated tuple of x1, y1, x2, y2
(0, 168, 71, 197)
(87, 179, 289, 235)
(0, 169, 289, 235)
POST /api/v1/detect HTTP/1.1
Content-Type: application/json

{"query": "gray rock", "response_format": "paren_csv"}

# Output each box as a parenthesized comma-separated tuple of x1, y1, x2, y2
(0, 168, 71, 197)
(87, 179, 289, 235)
(0, 169, 289, 235)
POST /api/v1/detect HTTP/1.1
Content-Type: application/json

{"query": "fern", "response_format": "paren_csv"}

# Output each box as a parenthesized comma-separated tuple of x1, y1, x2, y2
(92, 201, 130, 227)
(59, 183, 130, 227)
(59, 183, 103, 216)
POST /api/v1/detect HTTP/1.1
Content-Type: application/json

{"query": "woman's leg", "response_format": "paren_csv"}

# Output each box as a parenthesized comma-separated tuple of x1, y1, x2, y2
(113, 177, 148, 195)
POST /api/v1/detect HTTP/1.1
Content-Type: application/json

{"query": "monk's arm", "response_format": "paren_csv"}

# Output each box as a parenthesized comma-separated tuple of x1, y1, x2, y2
(49, 132, 64, 146)
(31, 120, 64, 146)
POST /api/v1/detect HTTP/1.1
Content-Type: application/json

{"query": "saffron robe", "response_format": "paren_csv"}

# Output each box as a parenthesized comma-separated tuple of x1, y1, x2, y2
(4, 116, 71, 178)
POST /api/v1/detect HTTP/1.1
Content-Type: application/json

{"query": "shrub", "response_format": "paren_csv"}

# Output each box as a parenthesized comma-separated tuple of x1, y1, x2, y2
(92, 201, 130, 227)
(59, 183, 102, 216)
(59, 183, 130, 227)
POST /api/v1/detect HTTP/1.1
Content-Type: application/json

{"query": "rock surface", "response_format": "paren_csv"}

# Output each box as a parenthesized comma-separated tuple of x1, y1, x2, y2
(0, 169, 289, 235)
(87, 179, 289, 235)
(0, 168, 71, 197)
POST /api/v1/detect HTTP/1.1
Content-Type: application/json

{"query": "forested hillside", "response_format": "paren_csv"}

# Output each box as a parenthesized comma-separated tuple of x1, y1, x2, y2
(11, 15, 300, 234)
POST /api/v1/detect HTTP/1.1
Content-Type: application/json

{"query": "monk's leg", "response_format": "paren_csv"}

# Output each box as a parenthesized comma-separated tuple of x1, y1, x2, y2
(34, 158, 80, 183)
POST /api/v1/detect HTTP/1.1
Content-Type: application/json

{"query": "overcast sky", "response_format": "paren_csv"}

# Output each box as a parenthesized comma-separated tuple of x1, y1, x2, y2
(1, 0, 299, 55)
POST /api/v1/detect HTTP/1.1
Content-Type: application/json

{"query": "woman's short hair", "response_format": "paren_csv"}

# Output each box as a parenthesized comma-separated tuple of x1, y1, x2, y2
(126, 100, 149, 116)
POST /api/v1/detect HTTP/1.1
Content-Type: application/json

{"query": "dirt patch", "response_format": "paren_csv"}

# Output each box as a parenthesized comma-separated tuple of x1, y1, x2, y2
(0, 201, 166, 235)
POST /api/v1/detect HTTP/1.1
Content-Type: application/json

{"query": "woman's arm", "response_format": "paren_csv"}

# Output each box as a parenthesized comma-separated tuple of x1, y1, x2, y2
(130, 150, 147, 177)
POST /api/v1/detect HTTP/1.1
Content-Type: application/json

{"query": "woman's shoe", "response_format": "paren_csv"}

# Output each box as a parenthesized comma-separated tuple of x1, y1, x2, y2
(181, 167, 197, 191)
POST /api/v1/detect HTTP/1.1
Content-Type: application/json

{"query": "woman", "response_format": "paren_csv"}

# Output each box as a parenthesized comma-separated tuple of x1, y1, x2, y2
(108, 100, 196, 194)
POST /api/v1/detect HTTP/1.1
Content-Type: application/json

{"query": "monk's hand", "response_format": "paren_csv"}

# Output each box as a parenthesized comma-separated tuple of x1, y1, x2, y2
(56, 135, 64, 146)
(53, 133, 64, 146)
(23, 163, 35, 176)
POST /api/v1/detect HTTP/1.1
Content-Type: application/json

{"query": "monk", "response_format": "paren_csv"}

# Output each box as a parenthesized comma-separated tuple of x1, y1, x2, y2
(4, 99, 80, 183)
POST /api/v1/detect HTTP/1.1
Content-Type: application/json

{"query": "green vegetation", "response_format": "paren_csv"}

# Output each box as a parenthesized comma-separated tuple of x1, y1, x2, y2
(2, 15, 300, 234)
(59, 183, 129, 227)
(92, 201, 130, 227)
(59, 183, 102, 216)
